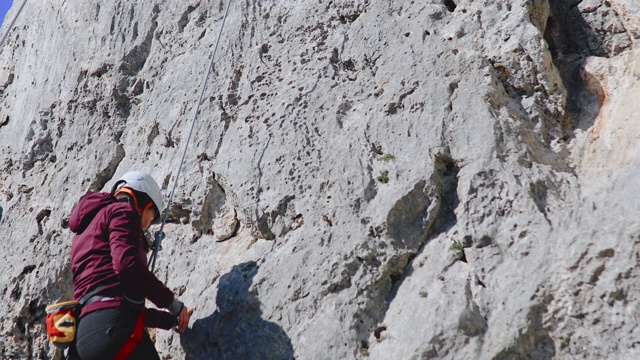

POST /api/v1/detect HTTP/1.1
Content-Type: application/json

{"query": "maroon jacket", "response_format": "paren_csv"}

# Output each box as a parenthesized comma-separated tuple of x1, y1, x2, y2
(70, 192, 176, 329)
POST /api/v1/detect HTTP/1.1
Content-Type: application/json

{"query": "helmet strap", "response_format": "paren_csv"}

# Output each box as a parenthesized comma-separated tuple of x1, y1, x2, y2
(142, 201, 155, 213)
(114, 187, 141, 213)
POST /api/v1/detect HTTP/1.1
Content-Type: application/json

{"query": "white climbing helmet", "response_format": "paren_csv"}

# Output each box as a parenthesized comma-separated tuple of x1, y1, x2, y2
(114, 171, 165, 224)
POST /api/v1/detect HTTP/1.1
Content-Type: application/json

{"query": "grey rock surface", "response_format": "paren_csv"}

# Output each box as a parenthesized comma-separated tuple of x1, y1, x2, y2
(0, 0, 639, 359)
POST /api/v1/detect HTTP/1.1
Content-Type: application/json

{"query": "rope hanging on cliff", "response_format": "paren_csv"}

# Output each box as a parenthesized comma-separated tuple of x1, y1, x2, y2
(148, 0, 233, 272)
(0, 0, 28, 47)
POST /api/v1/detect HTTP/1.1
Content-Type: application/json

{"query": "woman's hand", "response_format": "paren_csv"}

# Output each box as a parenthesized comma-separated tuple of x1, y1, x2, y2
(175, 306, 194, 333)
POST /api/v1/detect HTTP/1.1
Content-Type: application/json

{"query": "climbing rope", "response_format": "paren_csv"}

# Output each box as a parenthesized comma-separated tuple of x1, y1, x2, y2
(149, 0, 233, 271)
(0, 0, 28, 47)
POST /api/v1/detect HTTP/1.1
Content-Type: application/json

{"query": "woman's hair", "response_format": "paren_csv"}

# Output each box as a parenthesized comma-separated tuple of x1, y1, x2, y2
(114, 187, 154, 213)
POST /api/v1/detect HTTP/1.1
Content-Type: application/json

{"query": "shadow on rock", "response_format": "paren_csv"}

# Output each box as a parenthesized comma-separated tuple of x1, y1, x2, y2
(181, 261, 294, 360)
(543, 0, 610, 135)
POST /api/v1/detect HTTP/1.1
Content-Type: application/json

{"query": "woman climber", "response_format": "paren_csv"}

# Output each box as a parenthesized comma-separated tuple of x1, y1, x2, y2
(68, 171, 193, 359)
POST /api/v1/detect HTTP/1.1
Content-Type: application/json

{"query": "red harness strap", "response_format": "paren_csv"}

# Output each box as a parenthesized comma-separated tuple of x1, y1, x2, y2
(114, 311, 146, 360)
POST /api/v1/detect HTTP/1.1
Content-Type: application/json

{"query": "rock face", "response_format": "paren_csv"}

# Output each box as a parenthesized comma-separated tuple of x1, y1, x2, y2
(0, 0, 639, 359)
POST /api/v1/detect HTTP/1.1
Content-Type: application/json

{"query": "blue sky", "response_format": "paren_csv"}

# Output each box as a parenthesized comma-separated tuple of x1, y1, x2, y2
(0, 0, 14, 27)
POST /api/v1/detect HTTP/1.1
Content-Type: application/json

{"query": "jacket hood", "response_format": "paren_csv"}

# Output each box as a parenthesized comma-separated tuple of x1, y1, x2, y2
(69, 192, 116, 234)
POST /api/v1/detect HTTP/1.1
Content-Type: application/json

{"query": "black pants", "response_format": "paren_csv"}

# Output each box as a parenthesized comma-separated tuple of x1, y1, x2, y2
(71, 308, 160, 360)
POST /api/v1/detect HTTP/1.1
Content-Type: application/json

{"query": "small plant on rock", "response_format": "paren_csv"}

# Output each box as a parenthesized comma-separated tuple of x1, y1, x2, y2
(377, 170, 389, 183)
(378, 153, 396, 162)
(451, 240, 468, 263)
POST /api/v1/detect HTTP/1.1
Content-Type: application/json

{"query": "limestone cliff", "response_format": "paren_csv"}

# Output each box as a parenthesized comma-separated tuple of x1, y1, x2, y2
(1, 0, 639, 359)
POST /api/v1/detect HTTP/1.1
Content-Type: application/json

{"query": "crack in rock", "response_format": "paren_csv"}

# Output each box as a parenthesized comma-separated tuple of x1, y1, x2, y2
(88, 144, 126, 192)
(493, 295, 556, 359)
(353, 154, 460, 352)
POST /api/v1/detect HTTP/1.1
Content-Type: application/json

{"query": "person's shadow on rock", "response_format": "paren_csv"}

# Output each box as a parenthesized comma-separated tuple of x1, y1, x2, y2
(181, 261, 294, 360)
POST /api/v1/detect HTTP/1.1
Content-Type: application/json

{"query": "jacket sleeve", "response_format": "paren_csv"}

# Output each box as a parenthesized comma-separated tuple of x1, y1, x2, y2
(144, 308, 177, 330)
(108, 205, 175, 309)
